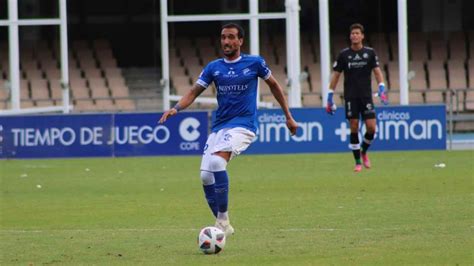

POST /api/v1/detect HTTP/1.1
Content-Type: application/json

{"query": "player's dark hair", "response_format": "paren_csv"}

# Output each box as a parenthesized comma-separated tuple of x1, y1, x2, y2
(221, 23, 245, 39)
(349, 23, 365, 34)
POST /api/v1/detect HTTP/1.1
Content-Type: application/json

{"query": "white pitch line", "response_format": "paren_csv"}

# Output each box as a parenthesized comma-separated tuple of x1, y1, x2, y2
(23, 164, 53, 169)
(279, 228, 337, 232)
(0, 228, 404, 234)
(1, 228, 335, 233)
(0, 228, 199, 233)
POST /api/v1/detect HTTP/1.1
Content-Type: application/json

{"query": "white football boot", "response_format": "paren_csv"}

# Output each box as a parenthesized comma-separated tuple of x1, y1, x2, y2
(215, 219, 234, 237)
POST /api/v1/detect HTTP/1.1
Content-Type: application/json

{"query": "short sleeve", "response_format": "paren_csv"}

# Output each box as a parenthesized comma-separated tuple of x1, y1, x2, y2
(196, 63, 214, 88)
(371, 49, 380, 69)
(257, 56, 272, 80)
(333, 52, 345, 72)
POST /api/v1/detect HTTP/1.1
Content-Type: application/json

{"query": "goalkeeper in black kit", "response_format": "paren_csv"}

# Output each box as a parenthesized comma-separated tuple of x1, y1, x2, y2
(327, 23, 388, 172)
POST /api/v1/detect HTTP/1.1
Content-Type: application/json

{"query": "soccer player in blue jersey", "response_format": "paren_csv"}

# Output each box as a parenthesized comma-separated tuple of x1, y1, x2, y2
(159, 23, 298, 236)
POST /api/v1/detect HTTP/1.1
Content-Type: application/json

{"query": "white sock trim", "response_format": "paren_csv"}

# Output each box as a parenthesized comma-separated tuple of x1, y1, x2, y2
(349, 143, 361, 150)
(217, 211, 229, 221)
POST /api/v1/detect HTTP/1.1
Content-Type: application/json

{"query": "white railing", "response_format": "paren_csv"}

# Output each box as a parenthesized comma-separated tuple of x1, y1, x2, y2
(0, 0, 71, 116)
(160, 0, 302, 111)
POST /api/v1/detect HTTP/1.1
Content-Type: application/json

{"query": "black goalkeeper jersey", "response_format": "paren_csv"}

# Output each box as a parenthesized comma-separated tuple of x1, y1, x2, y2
(332, 46, 379, 99)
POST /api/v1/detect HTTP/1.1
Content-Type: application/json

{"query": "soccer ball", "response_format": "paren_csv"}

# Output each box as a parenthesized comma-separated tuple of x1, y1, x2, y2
(198, 226, 226, 254)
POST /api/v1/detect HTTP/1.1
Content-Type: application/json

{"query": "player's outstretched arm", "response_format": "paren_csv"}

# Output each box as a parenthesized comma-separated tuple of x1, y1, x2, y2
(159, 84, 206, 123)
(264, 75, 298, 135)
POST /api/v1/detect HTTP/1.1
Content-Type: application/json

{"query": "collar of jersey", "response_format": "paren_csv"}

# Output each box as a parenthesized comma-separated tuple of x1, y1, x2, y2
(350, 45, 365, 52)
(223, 56, 242, 64)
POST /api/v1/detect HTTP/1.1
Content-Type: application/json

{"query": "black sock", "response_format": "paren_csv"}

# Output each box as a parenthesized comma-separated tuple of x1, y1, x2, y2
(350, 133, 361, 164)
(361, 132, 374, 154)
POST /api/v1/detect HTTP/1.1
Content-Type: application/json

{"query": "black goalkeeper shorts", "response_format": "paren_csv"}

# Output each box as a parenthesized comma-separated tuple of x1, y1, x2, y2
(344, 97, 376, 120)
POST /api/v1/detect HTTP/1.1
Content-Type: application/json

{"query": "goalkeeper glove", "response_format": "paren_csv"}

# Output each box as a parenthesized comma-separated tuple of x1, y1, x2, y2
(326, 89, 337, 115)
(378, 83, 388, 105)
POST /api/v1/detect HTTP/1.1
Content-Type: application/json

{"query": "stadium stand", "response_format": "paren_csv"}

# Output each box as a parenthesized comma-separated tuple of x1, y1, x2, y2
(332, 34, 348, 61)
(162, 30, 471, 112)
(448, 60, 467, 89)
(305, 65, 318, 92)
(425, 90, 445, 105)
(0, 30, 472, 113)
(387, 62, 400, 90)
(466, 90, 474, 110)
(429, 32, 449, 61)
(409, 90, 425, 104)
(449, 32, 467, 61)
(408, 32, 430, 61)
(302, 93, 322, 107)
(369, 32, 390, 63)
(30, 79, 49, 100)
(0, 39, 135, 112)
(388, 90, 401, 105)
(409, 61, 427, 90)
(427, 61, 448, 90)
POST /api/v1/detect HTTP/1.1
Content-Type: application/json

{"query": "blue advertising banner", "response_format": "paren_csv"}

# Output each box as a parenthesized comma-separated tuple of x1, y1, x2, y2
(0, 112, 208, 159)
(113, 112, 208, 157)
(0, 105, 445, 158)
(246, 105, 446, 154)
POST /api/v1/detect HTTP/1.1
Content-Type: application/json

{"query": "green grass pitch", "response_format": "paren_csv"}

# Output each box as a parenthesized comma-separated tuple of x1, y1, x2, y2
(1, 150, 473, 265)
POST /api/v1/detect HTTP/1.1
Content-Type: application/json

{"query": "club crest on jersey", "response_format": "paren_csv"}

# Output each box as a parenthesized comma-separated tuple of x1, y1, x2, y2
(363, 53, 368, 59)
(225, 67, 238, 77)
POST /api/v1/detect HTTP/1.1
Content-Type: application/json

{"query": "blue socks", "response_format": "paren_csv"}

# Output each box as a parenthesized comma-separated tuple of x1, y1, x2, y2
(203, 184, 218, 217)
(202, 155, 229, 217)
(213, 170, 229, 213)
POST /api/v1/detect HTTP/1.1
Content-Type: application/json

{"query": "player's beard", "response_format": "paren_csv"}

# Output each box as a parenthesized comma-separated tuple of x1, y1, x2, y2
(223, 45, 238, 58)
(224, 49, 237, 58)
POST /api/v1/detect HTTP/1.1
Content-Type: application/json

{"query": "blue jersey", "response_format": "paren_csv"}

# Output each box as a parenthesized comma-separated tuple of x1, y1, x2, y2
(197, 54, 272, 133)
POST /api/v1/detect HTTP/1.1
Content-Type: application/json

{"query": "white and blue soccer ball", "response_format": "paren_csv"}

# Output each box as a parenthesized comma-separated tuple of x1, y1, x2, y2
(198, 226, 226, 254)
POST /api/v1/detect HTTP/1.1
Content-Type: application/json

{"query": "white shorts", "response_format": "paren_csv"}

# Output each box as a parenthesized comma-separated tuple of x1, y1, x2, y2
(200, 127, 256, 171)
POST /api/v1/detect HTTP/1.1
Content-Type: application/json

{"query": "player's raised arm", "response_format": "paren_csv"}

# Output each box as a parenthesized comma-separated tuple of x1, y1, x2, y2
(158, 84, 206, 123)
(264, 75, 298, 135)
